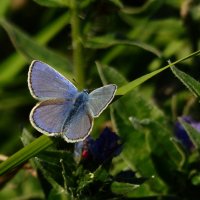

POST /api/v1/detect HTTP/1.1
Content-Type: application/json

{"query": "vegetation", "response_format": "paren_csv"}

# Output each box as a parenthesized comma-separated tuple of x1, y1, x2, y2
(1, 0, 200, 199)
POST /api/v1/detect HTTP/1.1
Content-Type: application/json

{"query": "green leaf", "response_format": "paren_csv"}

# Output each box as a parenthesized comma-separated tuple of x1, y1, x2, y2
(0, 91, 32, 110)
(111, 181, 139, 197)
(36, 160, 66, 198)
(112, 91, 168, 191)
(35, 150, 76, 189)
(109, 0, 123, 9)
(0, 51, 26, 85)
(0, 13, 71, 85)
(0, 135, 53, 175)
(85, 34, 162, 57)
(99, 65, 184, 193)
(36, 13, 71, 44)
(0, 0, 10, 17)
(21, 128, 36, 146)
(48, 187, 69, 200)
(111, 0, 156, 14)
(93, 166, 110, 182)
(96, 62, 128, 86)
(0, 19, 72, 78)
(111, 179, 161, 198)
(179, 118, 200, 149)
(191, 173, 200, 186)
(34, 0, 92, 9)
(171, 66, 200, 98)
(110, 84, 168, 192)
(116, 49, 200, 95)
(33, 0, 70, 7)
(21, 130, 75, 191)
(146, 120, 186, 183)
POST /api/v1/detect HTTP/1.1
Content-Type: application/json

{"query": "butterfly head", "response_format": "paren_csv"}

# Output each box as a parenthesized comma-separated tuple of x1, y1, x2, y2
(83, 89, 89, 94)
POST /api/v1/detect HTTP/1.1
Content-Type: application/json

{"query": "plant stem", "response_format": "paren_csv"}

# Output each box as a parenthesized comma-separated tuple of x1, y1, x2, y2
(70, 0, 85, 89)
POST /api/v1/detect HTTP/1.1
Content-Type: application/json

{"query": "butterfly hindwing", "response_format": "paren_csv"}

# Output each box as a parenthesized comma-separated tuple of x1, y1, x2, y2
(28, 60, 77, 100)
(88, 84, 117, 117)
(62, 104, 93, 142)
(30, 99, 73, 136)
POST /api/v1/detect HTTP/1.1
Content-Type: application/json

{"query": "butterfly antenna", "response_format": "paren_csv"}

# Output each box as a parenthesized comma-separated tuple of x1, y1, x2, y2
(72, 78, 79, 88)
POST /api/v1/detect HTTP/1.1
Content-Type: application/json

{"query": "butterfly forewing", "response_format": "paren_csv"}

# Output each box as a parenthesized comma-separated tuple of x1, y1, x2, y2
(30, 99, 73, 136)
(88, 84, 117, 117)
(28, 60, 77, 100)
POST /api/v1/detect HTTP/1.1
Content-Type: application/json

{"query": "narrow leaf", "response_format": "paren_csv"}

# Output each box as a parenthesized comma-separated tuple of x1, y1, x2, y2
(85, 34, 162, 57)
(33, 0, 69, 7)
(0, 0, 10, 16)
(111, 181, 139, 196)
(0, 13, 71, 85)
(0, 135, 53, 175)
(171, 66, 200, 98)
(116, 49, 200, 96)
(96, 62, 128, 86)
(0, 19, 72, 76)
(111, 180, 160, 198)
(179, 118, 200, 149)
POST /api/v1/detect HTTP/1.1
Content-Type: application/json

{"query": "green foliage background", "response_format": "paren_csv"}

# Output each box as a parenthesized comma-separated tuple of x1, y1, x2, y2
(1, 0, 200, 199)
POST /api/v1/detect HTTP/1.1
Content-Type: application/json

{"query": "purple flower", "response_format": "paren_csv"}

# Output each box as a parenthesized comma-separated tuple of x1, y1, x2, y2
(174, 116, 200, 150)
(74, 127, 122, 169)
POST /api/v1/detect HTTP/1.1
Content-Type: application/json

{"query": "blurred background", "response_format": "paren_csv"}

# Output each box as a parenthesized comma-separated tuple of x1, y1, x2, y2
(1, 0, 200, 199)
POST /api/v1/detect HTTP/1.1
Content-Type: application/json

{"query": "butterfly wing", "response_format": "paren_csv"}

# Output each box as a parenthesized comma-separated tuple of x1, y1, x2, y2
(88, 84, 117, 117)
(62, 105, 93, 143)
(28, 60, 77, 100)
(30, 99, 73, 136)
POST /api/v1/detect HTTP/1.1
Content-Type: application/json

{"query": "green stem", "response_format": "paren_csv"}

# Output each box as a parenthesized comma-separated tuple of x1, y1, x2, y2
(70, 0, 85, 89)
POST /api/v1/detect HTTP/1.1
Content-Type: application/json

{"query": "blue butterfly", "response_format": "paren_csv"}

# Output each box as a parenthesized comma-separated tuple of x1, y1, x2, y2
(28, 60, 117, 143)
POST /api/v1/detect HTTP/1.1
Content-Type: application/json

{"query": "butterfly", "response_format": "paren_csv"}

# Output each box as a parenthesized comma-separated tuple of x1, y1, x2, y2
(28, 60, 117, 143)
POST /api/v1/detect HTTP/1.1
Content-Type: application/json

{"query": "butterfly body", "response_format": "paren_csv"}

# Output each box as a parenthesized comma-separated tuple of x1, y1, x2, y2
(73, 90, 89, 109)
(63, 90, 90, 125)
(28, 60, 117, 143)
(61, 91, 91, 138)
